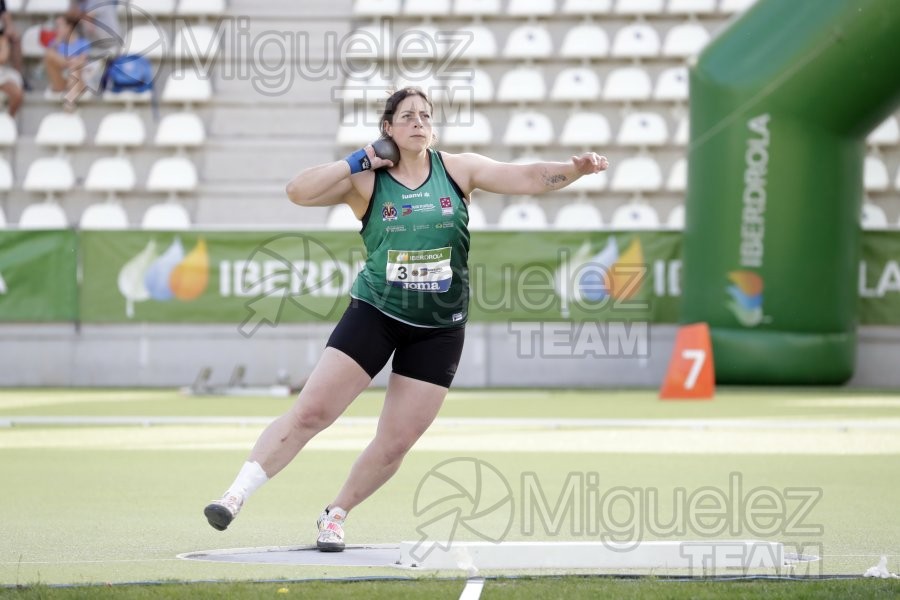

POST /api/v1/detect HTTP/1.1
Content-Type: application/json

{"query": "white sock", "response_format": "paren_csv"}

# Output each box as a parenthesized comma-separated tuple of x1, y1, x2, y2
(224, 461, 269, 501)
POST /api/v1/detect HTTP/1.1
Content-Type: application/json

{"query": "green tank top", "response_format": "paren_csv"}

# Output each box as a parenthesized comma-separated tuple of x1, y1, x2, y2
(351, 150, 470, 327)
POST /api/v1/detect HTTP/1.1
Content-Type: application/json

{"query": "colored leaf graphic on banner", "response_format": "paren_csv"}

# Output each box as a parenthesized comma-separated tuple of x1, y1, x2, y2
(170, 238, 209, 301)
(117, 239, 158, 318)
(145, 238, 185, 301)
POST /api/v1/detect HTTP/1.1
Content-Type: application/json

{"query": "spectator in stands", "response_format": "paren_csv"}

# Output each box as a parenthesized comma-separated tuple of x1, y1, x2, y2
(0, 8, 23, 116)
(44, 13, 90, 110)
(0, 1, 25, 82)
(71, 0, 122, 55)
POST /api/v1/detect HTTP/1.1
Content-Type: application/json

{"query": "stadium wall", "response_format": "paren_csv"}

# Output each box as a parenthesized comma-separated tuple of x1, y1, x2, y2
(1, 324, 900, 388)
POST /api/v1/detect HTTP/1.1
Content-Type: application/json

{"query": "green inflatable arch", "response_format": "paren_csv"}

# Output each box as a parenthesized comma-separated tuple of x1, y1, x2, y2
(682, 0, 900, 384)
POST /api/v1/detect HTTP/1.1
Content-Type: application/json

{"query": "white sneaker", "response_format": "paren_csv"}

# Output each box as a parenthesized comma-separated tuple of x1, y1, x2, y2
(204, 494, 243, 531)
(316, 506, 347, 552)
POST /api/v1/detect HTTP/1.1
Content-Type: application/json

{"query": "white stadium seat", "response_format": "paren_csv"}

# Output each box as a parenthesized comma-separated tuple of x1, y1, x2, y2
(667, 204, 686, 229)
(162, 70, 213, 103)
(142, 203, 192, 229)
(662, 23, 710, 58)
(465, 202, 487, 230)
(177, 0, 227, 16)
(666, 158, 687, 192)
(667, 0, 717, 14)
(864, 156, 890, 192)
(0, 113, 18, 146)
(611, 23, 661, 59)
(503, 24, 554, 59)
(867, 116, 900, 147)
(498, 202, 547, 230)
(18, 203, 68, 229)
(404, 0, 451, 16)
(861, 203, 888, 229)
(22, 25, 45, 58)
(550, 68, 601, 102)
(124, 25, 169, 59)
(554, 203, 603, 230)
(560, 112, 612, 147)
(614, 0, 665, 16)
(654, 66, 689, 102)
(445, 68, 494, 103)
(130, 0, 176, 14)
(562, 0, 613, 15)
(560, 24, 610, 59)
(456, 26, 498, 60)
(80, 203, 130, 230)
(24, 158, 75, 193)
(617, 112, 669, 146)
(155, 113, 207, 147)
(673, 116, 689, 145)
(496, 67, 547, 103)
(442, 111, 493, 146)
(611, 203, 660, 229)
(454, 0, 502, 16)
(0, 157, 13, 192)
(602, 67, 653, 102)
(85, 157, 138, 193)
(147, 157, 199, 193)
(396, 26, 444, 60)
(503, 111, 554, 146)
(352, 0, 400, 17)
(175, 24, 220, 59)
(564, 171, 608, 193)
(326, 204, 361, 231)
(36, 113, 86, 149)
(508, 0, 555, 16)
(610, 156, 663, 192)
(95, 112, 147, 148)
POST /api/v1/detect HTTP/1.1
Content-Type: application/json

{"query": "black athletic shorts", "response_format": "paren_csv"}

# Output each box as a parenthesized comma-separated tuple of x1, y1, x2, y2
(326, 299, 466, 388)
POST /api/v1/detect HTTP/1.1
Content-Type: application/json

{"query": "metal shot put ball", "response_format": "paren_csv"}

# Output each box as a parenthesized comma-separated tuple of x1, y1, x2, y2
(372, 138, 401, 166)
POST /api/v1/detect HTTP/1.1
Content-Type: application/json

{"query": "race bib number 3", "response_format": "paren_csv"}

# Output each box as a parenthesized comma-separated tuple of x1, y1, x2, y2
(386, 247, 452, 292)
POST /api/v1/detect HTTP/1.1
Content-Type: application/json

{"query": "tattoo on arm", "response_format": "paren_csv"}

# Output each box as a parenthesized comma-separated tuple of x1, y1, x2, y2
(542, 172, 568, 188)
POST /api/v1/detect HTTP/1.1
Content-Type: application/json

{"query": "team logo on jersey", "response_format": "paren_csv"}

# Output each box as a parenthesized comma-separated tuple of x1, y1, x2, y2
(440, 197, 453, 216)
(382, 202, 398, 221)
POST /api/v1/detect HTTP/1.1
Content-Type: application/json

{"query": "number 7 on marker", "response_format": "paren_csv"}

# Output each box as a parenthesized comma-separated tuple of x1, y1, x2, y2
(681, 349, 706, 391)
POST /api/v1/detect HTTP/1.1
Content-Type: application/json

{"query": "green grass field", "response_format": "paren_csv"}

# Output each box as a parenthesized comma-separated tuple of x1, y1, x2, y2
(1, 388, 899, 598)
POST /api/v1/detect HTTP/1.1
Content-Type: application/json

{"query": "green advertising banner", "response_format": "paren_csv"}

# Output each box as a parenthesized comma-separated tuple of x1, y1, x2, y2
(0, 230, 78, 322)
(859, 231, 900, 325)
(78, 230, 682, 325)
(0, 229, 894, 326)
(80, 231, 368, 328)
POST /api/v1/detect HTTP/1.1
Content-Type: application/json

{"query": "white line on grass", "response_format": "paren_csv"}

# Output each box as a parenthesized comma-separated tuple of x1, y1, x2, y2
(4, 416, 900, 430)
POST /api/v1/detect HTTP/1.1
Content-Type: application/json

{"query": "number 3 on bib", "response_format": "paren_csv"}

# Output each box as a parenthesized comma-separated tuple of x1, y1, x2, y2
(386, 248, 453, 293)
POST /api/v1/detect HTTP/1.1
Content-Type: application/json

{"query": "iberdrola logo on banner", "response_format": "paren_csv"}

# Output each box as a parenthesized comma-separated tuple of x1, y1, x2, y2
(117, 237, 210, 318)
(554, 237, 644, 318)
(726, 270, 764, 327)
